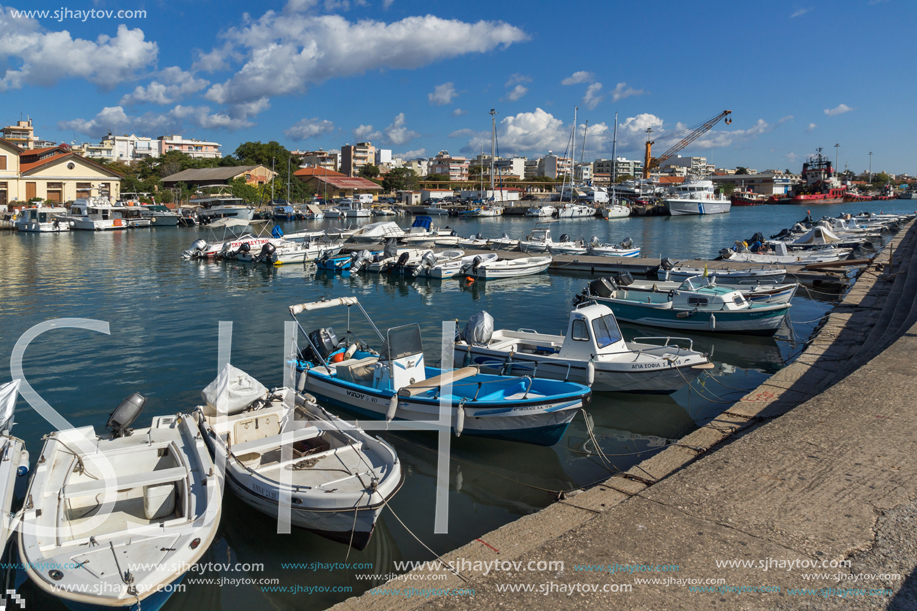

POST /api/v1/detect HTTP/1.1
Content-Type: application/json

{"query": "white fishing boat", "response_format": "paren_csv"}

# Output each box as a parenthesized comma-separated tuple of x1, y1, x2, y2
(236, 240, 343, 266)
(525, 205, 555, 217)
(588, 237, 640, 257)
(463, 255, 552, 280)
(336, 199, 371, 218)
(720, 241, 849, 264)
(663, 178, 731, 216)
(518, 222, 554, 253)
(195, 365, 402, 549)
(66, 198, 129, 230)
(556, 203, 597, 218)
(548, 236, 588, 256)
(365, 247, 429, 273)
(19, 394, 221, 611)
(608, 275, 798, 306)
(487, 233, 520, 251)
(414, 251, 497, 279)
(290, 298, 592, 446)
(662, 265, 787, 284)
(302, 204, 325, 220)
(454, 307, 712, 394)
(140, 205, 181, 226)
(323, 207, 342, 219)
(464, 203, 504, 217)
(577, 276, 791, 335)
(15, 205, 70, 232)
(373, 207, 396, 216)
(119, 205, 153, 228)
(0, 380, 29, 551)
(455, 233, 489, 248)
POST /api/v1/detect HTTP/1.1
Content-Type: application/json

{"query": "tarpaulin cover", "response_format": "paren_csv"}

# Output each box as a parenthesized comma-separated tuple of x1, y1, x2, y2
(202, 364, 267, 415)
(0, 379, 20, 432)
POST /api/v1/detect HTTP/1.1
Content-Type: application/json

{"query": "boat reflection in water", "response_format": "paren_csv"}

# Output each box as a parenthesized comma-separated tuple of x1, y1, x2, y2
(458, 273, 553, 299)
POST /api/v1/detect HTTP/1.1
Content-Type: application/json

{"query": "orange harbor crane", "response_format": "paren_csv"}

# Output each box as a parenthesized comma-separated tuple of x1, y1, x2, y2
(642, 110, 732, 179)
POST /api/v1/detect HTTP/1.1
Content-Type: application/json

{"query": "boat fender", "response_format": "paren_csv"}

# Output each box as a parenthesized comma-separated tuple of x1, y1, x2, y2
(455, 404, 465, 437)
(344, 343, 358, 360)
(676, 311, 692, 319)
(386, 395, 398, 422)
(587, 360, 595, 386)
(17, 451, 29, 477)
(297, 370, 308, 392)
(709, 314, 716, 330)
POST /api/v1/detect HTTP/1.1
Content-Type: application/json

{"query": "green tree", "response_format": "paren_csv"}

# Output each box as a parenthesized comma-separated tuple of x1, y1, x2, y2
(614, 174, 635, 184)
(736, 166, 749, 175)
(358, 164, 380, 179)
(871, 172, 894, 186)
(424, 173, 451, 182)
(229, 178, 261, 204)
(382, 167, 418, 193)
(721, 182, 737, 195)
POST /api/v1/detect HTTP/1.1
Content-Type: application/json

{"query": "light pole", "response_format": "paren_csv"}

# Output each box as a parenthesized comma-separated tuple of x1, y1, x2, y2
(834, 143, 839, 170)
(868, 152, 873, 182)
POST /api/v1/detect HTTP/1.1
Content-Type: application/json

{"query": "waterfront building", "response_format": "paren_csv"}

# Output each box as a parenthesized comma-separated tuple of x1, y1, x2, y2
(292, 149, 340, 173)
(574, 162, 593, 182)
(659, 155, 714, 175)
(158, 135, 222, 159)
(341, 142, 376, 177)
(295, 173, 382, 199)
(1, 119, 38, 149)
(594, 157, 644, 180)
(161, 165, 276, 189)
(707, 171, 797, 195)
(537, 153, 572, 179)
(429, 151, 470, 181)
(0, 139, 122, 206)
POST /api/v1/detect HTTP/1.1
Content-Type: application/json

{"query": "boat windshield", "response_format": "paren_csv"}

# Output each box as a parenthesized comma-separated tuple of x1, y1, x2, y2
(592, 314, 622, 349)
(386, 324, 423, 360)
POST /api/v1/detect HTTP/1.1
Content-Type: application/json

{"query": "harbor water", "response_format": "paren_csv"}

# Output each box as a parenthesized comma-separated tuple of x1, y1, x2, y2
(1, 201, 914, 610)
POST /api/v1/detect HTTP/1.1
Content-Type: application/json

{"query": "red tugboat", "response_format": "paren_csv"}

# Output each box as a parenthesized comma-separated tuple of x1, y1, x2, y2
(730, 188, 768, 206)
(781, 149, 847, 204)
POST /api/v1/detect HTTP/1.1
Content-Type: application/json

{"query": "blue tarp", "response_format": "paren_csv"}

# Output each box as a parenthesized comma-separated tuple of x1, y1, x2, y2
(412, 216, 432, 230)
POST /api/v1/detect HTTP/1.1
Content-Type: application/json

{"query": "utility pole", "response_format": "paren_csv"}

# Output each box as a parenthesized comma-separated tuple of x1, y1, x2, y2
(868, 152, 873, 182)
(834, 143, 840, 170)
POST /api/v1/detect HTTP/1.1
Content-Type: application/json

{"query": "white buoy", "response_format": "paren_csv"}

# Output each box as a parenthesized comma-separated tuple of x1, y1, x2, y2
(386, 395, 399, 421)
(455, 404, 465, 437)
(587, 361, 596, 386)
(709, 314, 716, 330)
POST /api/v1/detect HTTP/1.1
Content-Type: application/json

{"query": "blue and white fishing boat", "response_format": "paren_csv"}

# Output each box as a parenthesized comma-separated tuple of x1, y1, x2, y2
(290, 298, 591, 446)
(316, 252, 355, 271)
(575, 276, 791, 335)
(588, 237, 641, 258)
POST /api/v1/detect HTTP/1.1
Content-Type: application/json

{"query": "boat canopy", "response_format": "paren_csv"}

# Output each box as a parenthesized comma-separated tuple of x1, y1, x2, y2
(202, 364, 268, 415)
(307, 204, 323, 215)
(793, 226, 841, 244)
(0, 379, 20, 432)
(290, 297, 359, 315)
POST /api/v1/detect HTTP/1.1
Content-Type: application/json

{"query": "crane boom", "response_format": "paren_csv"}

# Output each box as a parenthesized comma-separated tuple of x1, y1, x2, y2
(642, 110, 732, 179)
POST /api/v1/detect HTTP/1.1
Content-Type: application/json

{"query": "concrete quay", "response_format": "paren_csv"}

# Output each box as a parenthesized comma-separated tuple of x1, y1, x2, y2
(331, 220, 917, 611)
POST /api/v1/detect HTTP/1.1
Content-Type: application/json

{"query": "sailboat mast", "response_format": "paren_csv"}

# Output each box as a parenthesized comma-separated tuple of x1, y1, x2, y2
(489, 109, 497, 199)
(611, 111, 618, 204)
(567, 106, 577, 203)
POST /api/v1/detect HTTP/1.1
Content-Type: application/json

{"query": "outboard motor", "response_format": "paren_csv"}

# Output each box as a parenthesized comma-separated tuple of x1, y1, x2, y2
(351, 250, 373, 272)
(747, 232, 765, 245)
(618, 237, 634, 250)
(590, 235, 600, 244)
(256, 242, 276, 263)
(719, 247, 734, 260)
(185, 239, 207, 259)
(617, 271, 634, 286)
(470, 255, 483, 273)
(106, 393, 146, 438)
(392, 251, 411, 273)
(660, 257, 675, 271)
(414, 251, 437, 276)
(299, 327, 339, 363)
(458, 311, 494, 346)
(559, 234, 571, 243)
(588, 277, 617, 298)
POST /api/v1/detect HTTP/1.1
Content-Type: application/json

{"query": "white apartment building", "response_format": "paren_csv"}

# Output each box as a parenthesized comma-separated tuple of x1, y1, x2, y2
(593, 157, 644, 180)
(537, 153, 572, 179)
(375, 149, 392, 166)
(659, 155, 714, 175)
(574, 162, 593, 182)
(403, 159, 428, 177)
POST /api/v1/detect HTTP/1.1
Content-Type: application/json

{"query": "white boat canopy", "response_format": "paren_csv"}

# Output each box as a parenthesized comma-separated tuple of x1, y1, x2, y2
(0, 379, 20, 432)
(289, 297, 359, 315)
(202, 364, 268, 415)
(793, 226, 841, 244)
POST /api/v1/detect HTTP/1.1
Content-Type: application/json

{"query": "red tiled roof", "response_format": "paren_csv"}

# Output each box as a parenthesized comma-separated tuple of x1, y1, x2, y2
(0, 138, 22, 152)
(26, 146, 63, 156)
(315, 176, 382, 190)
(20, 152, 123, 177)
(293, 167, 344, 177)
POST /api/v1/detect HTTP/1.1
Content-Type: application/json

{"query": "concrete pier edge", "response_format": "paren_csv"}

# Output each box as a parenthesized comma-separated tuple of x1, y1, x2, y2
(330, 221, 916, 611)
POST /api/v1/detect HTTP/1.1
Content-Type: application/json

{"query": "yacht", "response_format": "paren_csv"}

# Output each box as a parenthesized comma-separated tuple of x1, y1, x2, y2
(663, 178, 732, 216)
(16, 205, 70, 232)
(525, 205, 555, 217)
(66, 198, 129, 230)
(140, 205, 181, 226)
(190, 185, 255, 223)
(556, 202, 597, 218)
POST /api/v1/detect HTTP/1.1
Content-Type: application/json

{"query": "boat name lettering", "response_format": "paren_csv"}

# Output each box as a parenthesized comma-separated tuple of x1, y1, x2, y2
(345, 390, 377, 403)
(252, 483, 279, 500)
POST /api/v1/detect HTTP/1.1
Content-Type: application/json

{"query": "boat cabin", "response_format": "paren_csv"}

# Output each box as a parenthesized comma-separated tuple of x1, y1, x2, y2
(69, 198, 124, 220)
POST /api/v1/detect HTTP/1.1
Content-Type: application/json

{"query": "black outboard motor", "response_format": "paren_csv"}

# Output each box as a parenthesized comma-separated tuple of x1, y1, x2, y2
(559, 233, 571, 243)
(617, 271, 635, 286)
(660, 257, 675, 271)
(106, 393, 146, 438)
(470, 255, 483, 272)
(256, 242, 276, 263)
(588, 277, 617, 298)
(393, 251, 411, 273)
(299, 327, 339, 363)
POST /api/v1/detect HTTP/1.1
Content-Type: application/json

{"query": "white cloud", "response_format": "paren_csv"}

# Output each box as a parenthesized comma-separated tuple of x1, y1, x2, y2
(692, 118, 787, 149)
(59, 104, 255, 138)
(785, 152, 798, 162)
(824, 103, 853, 116)
(399, 148, 426, 159)
(452, 108, 468, 117)
(505, 73, 531, 87)
(0, 17, 157, 92)
(561, 71, 593, 85)
(284, 117, 335, 140)
(449, 128, 476, 138)
(583, 82, 603, 110)
(203, 10, 527, 104)
(503, 84, 528, 102)
(791, 7, 812, 17)
(191, 43, 241, 73)
(383, 0, 395, 8)
(382, 113, 419, 145)
(610, 81, 645, 102)
(429, 82, 457, 105)
(807, 123, 817, 131)
(120, 67, 210, 106)
(352, 124, 378, 141)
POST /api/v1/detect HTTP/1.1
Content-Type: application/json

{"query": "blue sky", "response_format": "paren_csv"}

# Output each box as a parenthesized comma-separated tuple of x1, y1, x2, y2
(1, 0, 912, 173)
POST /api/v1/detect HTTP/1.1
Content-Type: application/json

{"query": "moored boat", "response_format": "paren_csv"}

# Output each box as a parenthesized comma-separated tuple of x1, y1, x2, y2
(463, 255, 552, 280)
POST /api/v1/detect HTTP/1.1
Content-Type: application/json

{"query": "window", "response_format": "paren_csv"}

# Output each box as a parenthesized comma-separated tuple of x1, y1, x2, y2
(0, 156, 6, 170)
(733, 296, 746, 305)
(688, 297, 709, 306)
(571, 319, 590, 342)
(592, 315, 622, 349)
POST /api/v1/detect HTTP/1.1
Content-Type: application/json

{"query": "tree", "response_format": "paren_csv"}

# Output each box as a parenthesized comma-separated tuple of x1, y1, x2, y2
(871, 172, 894, 186)
(736, 166, 749, 176)
(785, 169, 792, 175)
(423, 173, 451, 182)
(382, 167, 418, 193)
(358, 164, 380, 179)
(721, 182, 737, 195)
(614, 174, 635, 184)
(229, 178, 261, 204)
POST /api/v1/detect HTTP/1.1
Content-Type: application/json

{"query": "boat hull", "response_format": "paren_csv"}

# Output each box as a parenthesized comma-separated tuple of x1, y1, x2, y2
(300, 370, 583, 446)
(664, 199, 732, 216)
(16, 222, 69, 232)
(473, 259, 552, 279)
(601, 301, 789, 335)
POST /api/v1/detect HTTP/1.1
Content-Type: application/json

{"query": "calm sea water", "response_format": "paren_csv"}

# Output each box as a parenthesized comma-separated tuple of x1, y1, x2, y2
(1, 201, 912, 610)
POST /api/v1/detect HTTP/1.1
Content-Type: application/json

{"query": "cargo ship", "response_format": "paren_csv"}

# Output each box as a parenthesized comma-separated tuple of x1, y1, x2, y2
(777, 149, 847, 204)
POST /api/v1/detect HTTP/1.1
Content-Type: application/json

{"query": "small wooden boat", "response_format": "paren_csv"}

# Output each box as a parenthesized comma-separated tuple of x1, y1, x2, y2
(463, 255, 552, 280)
(195, 365, 402, 549)
(454, 305, 712, 394)
(20, 395, 221, 611)
(291, 298, 591, 446)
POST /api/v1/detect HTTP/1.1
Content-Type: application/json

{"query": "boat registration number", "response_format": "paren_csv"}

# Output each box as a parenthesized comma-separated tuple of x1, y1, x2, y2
(253, 483, 279, 500)
(346, 390, 378, 403)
